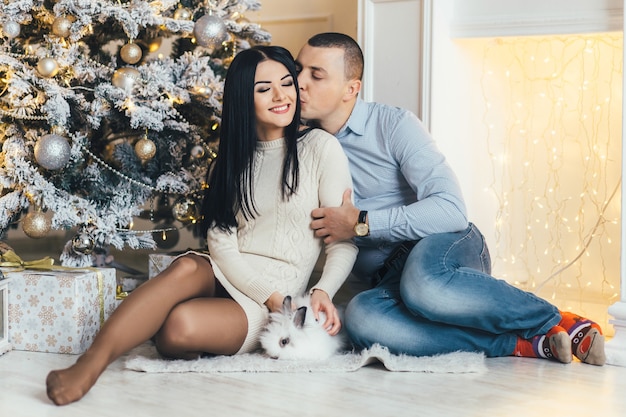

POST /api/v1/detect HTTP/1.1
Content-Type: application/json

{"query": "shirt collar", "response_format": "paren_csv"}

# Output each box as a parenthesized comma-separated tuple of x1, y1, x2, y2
(336, 98, 367, 138)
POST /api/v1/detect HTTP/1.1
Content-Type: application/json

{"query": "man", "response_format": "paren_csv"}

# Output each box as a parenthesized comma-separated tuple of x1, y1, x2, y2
(296, 32, 605, 365)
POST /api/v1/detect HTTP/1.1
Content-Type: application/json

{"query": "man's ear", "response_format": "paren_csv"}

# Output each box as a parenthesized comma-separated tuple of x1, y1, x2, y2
(344, 79, 362, 100)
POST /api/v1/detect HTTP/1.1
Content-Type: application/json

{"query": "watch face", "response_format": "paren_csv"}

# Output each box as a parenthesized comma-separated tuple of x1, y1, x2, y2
(355, 223, 369, 237)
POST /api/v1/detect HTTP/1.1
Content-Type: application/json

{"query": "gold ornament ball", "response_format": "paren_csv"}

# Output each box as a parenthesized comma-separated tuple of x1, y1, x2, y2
(34, 133, 71, 170)
(193, 14, 229, 49)
(72, 232, 95, 255)
(2, 20, 21, 39)
(174, 7, 192, 20)
(37, 57, 59, 78)
(52, 16, 72, 38)
(172, 197, 199, 223)
(120, 43, 143, 65)
(112, 67, 141, 90)
(190, 145, 205, 159)
(22, 211, 51, 239)
(135, 137, 157, 161)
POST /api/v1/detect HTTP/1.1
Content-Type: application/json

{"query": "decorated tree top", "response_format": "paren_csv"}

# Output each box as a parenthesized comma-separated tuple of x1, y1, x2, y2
(0, 0, 271, 266)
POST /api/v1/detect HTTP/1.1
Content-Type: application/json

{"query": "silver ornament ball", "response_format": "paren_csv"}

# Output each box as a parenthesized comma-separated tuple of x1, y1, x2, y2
(120, 43, 143, 65)
(72, 232, 95, 255)
(193, 15, 229, 49)
(112, 67, 141, 90)
(34, 133, 71, 170)
(2, 20, 21, 39)
(52, 16, 72, 38)
(37, 57, 59, 78)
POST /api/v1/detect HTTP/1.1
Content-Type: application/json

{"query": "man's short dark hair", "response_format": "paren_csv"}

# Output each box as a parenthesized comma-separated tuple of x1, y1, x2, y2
(307, 32, 364, 81)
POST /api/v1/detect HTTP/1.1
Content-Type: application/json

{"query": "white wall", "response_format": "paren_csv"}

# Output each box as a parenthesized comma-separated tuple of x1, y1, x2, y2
(358, 0, 425, 119)
(247, 0, 358, 57)
(451, 0, 622, 37)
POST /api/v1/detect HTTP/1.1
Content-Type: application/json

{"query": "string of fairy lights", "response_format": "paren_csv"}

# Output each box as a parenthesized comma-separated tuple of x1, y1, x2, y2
(477, 33, 622, 312)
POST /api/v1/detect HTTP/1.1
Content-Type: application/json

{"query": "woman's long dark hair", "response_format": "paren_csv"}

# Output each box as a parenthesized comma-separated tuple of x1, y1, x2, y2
(199, 45, 302, 235)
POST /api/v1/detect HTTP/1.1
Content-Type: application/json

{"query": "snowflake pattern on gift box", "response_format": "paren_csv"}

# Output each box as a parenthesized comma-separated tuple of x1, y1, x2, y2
(74, 307, 88, 327)
(8, 303, 23, 324)
(58, 319, 73, 336)
(58, 346, 73, 354)
(24, 275, 39, 286)
(24, 316, 38, 331)
(41, 279, 57, 294)
(62, 296, 74, 310)
(58, 276, 75, 289)
(38, 306, 58, 326)
(46, 334, 58, 348)
(11, 332, 23, 345)
(27, 294, 39, 308)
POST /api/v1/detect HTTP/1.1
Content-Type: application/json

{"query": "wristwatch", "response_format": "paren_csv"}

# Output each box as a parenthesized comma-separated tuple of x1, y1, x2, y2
(354, 210, 369, 237)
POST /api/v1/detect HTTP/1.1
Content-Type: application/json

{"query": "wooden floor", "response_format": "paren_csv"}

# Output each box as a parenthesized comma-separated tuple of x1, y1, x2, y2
(0, 347, 624, 417)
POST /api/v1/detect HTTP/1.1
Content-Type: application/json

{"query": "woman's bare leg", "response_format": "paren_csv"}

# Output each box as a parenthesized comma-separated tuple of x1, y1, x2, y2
(46, 254, 216, 405)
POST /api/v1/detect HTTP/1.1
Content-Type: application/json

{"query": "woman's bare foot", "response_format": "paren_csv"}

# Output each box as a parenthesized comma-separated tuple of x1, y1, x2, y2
(46, 356, 104, 405)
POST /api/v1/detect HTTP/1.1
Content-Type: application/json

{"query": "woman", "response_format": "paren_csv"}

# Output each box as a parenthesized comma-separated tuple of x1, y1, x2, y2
(46, 45, 358, 405)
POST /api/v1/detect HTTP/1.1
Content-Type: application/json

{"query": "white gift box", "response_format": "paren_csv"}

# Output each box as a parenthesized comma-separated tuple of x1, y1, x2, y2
(148, 249, 208, 279)
(4, 268, 117, 354)
(148, 250, 206, 279)
(0, 276, 11, 355)
(148, 253, 178, 279)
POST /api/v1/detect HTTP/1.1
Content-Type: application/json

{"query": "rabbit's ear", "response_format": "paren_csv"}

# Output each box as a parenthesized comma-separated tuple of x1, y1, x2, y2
(293, 306, 307, 328)
(282, 296, 292, 312)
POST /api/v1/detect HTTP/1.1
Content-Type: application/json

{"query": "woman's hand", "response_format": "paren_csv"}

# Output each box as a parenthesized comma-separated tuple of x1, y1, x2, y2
(264, 291, 285, 313)
(310, 289, 341, 336)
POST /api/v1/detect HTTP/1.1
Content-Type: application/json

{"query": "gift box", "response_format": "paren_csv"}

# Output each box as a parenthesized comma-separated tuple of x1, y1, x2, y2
(0, 275, 11, 355)
(4, 268, 117, 354)
(148, 253, 177, 279)
(148, 249, 207, 279)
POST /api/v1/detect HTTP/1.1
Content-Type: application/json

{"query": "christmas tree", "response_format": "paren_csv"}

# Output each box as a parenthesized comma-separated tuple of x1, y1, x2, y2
(0, 0, 271, 266)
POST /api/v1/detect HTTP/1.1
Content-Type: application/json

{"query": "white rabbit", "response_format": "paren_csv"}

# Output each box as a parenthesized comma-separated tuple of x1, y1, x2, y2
(260, 295, 347, 361)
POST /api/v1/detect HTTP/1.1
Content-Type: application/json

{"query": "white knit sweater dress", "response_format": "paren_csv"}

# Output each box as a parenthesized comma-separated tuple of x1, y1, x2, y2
(198, 128, 358, 354)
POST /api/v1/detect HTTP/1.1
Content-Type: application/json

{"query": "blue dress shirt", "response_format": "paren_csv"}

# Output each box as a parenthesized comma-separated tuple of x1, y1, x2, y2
(335, 99, 469, 277)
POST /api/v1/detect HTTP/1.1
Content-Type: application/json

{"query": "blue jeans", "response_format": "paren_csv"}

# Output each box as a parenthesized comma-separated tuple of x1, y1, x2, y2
(344, 223, 561, 357)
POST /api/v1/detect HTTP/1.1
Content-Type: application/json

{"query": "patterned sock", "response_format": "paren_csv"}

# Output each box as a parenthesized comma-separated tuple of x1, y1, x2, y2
(558, 311, 606, 366)
(513, 325, 572, 363)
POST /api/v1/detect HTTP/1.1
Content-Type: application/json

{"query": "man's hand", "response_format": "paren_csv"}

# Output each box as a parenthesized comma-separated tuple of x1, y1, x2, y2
(311, 189, 360, 244)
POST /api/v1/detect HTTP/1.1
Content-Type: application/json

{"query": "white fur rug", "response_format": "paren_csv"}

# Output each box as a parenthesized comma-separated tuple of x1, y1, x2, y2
(125, 343, 486, 374)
